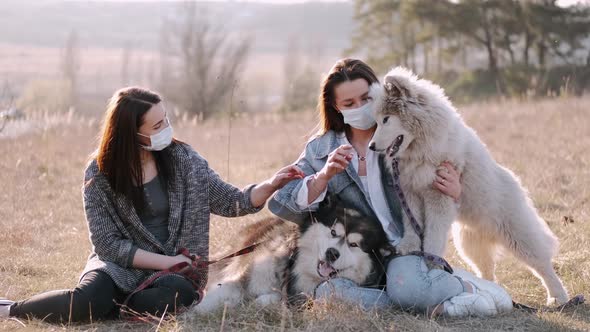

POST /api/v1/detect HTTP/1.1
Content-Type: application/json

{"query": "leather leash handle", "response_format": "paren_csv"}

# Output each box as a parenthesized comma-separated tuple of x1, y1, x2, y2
(121, 243, 263, 320)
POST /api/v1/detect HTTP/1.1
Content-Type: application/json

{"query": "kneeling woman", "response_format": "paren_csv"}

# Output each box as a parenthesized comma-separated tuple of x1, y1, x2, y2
(269, 59, 512, 317)
(0, 87, 303, 322)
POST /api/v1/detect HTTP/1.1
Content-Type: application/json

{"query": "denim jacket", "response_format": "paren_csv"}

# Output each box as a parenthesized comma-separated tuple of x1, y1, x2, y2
(268, 130, 404, 242)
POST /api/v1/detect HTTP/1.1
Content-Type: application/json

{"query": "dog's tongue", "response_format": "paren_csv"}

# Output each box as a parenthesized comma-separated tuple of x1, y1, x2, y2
(318, 261, 336, 278)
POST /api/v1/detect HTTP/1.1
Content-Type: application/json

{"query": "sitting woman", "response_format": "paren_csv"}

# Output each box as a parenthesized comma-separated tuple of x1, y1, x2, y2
(269, 58, 513, 317)
(0, 87, 302, 323)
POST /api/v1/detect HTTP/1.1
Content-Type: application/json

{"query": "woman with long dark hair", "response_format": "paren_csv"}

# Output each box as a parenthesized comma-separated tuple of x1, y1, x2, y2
(0, 87, 303, 322)
(269, 58, 513, 317)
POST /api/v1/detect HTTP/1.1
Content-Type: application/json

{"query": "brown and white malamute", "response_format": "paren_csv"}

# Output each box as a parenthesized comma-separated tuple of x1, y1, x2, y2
(194, 199, 392, 313)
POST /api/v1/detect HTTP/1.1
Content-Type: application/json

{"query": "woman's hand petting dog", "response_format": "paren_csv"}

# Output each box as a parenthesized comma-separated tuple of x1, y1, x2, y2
(433, 161, 462, 203)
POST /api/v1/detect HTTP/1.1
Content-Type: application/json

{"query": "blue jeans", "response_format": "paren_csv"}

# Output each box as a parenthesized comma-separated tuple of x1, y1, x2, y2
(314, 255, 464, 312)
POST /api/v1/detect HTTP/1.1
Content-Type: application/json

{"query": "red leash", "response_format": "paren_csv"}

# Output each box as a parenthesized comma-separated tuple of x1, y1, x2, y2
(120, 242, 262, 320)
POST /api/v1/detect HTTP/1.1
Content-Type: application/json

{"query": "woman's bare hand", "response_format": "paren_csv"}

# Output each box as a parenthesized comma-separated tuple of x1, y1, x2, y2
(317, 144, 354, 181)
(250, 165, 304, 208)
(269, 164, 305, 190)
(433, 161, 462, 203)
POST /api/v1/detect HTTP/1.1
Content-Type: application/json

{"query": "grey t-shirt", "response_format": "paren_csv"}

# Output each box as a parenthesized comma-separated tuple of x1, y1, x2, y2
(127, 175, 170, 266)
(139, 175, 170, 243)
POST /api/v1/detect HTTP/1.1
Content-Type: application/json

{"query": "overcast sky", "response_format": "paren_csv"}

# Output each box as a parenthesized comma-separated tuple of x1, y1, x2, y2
(224, 0, 586, 4)
(78, 0, 587, 5)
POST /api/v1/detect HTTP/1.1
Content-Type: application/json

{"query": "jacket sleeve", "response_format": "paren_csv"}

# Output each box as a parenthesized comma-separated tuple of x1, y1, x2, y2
(83, 179, 135, 268)
(184, 144, 262, 217)
(268, 139, 326, 225)
(207, 166, 263, 217)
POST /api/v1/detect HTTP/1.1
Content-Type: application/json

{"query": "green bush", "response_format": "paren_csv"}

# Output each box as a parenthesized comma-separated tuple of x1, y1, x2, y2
(437, 65, 590, 102)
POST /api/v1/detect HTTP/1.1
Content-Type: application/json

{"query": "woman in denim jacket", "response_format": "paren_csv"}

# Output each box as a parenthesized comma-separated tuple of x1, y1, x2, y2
(268, 59, 512, 317)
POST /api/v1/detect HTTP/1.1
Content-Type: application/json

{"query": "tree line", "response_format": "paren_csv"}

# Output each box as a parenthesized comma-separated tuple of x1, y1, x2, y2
(348, 0, 590, 99)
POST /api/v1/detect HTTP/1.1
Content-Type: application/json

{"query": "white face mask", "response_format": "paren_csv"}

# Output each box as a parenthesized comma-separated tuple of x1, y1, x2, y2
(138, 122, 173, 151)
(340, 101, 376, 130)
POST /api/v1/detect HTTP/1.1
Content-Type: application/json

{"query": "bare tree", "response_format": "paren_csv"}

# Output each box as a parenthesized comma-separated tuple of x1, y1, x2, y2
(121, 41, 132, 86)
(61, 30, 80, 110)
(158, 23, 173, 95)
(0, 81, 18, 133)
(0, 81, 15, 107)
(161, 2, 251, 120)
(147, 57, 158, 88)
(281, 35, 302, 112)
(281, 35, 320, 112)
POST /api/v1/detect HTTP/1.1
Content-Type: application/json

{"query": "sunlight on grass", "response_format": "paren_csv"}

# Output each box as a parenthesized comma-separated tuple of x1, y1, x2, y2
(0, 96, 588, 331)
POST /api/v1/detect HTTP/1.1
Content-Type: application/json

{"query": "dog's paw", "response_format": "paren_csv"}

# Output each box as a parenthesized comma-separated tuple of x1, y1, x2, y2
(193, 300, 219, 314)
(547, 295, 569, 306)
(194, 297, 238, 314)
(254, 293, 282, 307)
(193, 284, 241, 314)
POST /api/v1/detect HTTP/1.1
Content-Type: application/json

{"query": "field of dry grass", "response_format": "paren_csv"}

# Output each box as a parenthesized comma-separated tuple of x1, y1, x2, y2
(0, 96, 589, 331)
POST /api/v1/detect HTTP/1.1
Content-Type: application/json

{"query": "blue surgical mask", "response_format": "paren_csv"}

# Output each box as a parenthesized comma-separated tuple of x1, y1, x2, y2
(340, 101, 376, 130)
(137, 119, 173, 151)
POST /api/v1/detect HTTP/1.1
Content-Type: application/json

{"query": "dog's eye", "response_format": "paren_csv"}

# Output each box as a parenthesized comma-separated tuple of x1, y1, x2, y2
(383, 116, 389, 124)
(349, 242, 359, 248)
(330, 229, 337, 237)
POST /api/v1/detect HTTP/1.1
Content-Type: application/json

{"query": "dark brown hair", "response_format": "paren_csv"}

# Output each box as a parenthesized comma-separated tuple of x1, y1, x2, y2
(317, 58, 380, 135)
(96, 87, 175, 212)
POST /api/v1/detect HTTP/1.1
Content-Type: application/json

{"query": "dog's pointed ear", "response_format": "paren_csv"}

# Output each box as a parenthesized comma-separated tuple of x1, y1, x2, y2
(318, 194, 340, 211)
(315, 194, 345, 225)
(317, 195, 330, 211)
(384, 75, 408, 99)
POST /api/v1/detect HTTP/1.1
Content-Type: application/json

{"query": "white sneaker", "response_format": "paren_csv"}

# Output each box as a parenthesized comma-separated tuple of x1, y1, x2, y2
(442, 291, 498, 317)
(0, 299, 15, 319)
(453, 268, 513, 313)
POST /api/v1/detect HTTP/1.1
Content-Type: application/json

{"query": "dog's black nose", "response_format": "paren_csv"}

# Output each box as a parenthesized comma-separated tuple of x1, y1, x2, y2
(325, 247, 340, 263)
(368, 141, 376, 151)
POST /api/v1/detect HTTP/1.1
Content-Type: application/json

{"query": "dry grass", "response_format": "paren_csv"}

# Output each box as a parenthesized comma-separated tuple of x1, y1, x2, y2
(0, 96, 589, 331)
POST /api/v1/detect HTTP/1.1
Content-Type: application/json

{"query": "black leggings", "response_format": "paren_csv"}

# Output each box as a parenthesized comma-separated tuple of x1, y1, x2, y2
(9, 271, 198, 323)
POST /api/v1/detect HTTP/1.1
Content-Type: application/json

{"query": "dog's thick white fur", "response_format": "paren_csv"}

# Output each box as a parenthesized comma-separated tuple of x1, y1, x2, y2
(193, 219, 297, 314)
(368, 67, 569, 305)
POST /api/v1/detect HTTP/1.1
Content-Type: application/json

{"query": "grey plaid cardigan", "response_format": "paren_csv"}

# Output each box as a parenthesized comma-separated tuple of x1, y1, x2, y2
(80, 142, 261, 293)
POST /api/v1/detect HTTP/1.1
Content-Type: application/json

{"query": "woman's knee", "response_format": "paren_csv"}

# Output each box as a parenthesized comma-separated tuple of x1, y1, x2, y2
(385, 256, 462, 311)
(71, 271, 119, 319)
(385, 256, 427, 300)
(126, 275, 197, 315)
(154, 275, 198, 307)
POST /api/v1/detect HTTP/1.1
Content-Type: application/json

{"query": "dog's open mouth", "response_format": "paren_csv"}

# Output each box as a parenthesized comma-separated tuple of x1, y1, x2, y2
(317, 260, 338, 279)
(387, 135, 404, 157)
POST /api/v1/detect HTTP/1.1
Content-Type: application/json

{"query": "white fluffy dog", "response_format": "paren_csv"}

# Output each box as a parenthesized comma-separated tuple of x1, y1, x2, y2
(368, 67, 569, 305)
